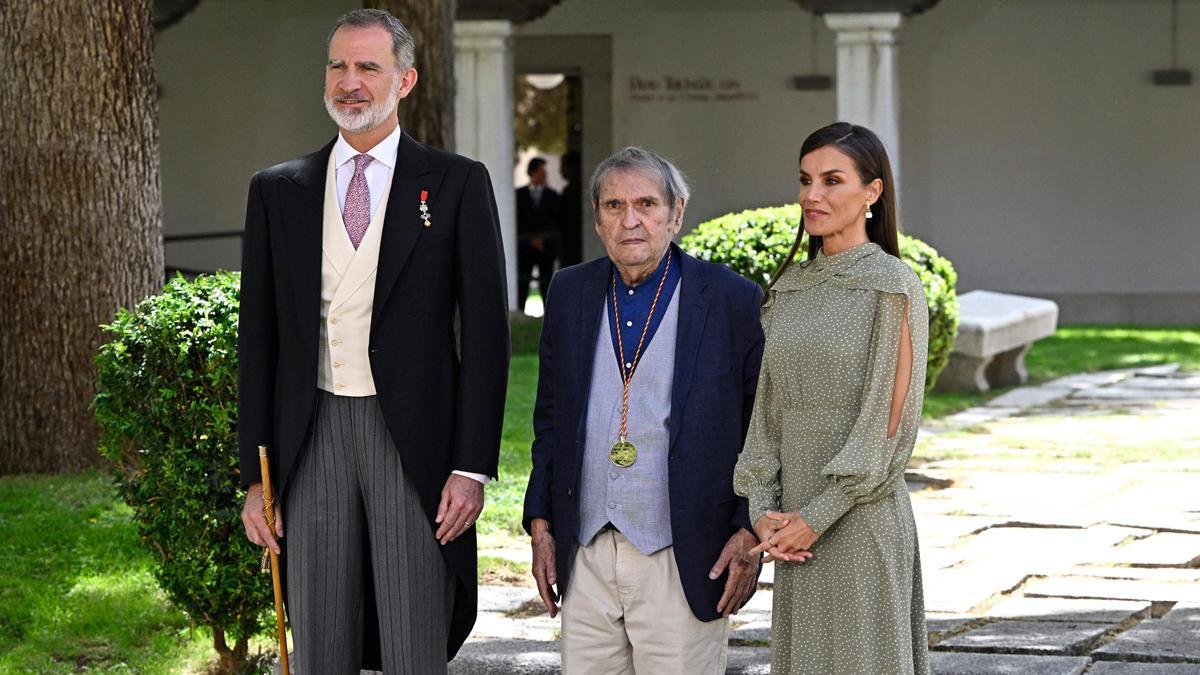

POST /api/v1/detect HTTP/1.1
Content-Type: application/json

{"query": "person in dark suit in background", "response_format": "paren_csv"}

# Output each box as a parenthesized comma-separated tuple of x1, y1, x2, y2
(523, 147, 787, 673)
(516, 156, 560, 310)
(557, 149, 584, 268)
(237, 9, 509, 673)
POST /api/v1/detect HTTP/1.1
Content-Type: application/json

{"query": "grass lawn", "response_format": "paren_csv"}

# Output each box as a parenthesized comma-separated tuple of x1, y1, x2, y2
(0, 472, 216, 673)
(1025, 325, 1200, 376)
(2, 323, 1195, 669)
(922, 324, 1200, 420)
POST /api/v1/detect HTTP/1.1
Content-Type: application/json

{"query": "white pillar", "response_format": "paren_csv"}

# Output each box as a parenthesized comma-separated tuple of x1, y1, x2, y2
(454, 20, 517, 310)
(824, 12, 903, 191)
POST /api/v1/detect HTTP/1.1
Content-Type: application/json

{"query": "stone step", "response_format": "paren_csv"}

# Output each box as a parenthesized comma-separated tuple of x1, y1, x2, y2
(929, 651, 1089, 675)
(1092, 619, 1200, 663)
(1087, 663, 1200, 674)
(931, 620, 1113, 656)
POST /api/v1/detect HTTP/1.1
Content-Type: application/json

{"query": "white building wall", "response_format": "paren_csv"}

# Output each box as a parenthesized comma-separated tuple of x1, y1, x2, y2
(902, 0, 1200, 322)
(522, 0, 1200, 323)
(155, 0, 1200, 322)
(156, 0, 353, 272)
(519, 0, 837, 228)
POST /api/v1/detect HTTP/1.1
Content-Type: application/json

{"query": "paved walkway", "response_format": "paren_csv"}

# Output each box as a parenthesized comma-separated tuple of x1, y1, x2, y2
(451, 366, 1200, 674)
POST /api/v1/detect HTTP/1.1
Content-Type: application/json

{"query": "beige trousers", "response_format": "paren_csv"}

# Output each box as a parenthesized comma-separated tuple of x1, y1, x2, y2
(561, 529, 730, 675)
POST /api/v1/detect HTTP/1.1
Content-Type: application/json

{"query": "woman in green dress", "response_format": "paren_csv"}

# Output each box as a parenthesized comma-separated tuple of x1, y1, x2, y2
(734, 122, 930, 674)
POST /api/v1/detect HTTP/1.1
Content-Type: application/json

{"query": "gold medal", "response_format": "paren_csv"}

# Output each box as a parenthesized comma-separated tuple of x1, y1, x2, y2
(610, 437, 637, 468)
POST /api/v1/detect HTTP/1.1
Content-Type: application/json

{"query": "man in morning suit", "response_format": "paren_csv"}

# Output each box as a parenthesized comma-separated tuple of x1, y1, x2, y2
(237, 10, 509, 673)
(523, 147, 765, 673)
(516, 156, 560, 310)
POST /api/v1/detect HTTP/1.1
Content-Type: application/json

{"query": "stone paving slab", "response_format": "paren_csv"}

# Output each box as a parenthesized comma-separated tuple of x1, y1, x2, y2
(955, 525, 1141, 577)
(1163, 602, 1200, 623)
(983, 596, 1150, 623)
(734, 588, 773, 623)
(934, 620, 1111, 655)
(449, 639, 560, 675)
(916, 514, 1002, 544)
(1070, 387, 1200, 401)
(1104, 533, 1200, 567)
(1024, 575, 1200, 603)
(729, 621, 771, 644)
(1068, 566, 1200, 584)
(987, 386, 1073, 408)
(928, 651, 1089, 674)
(478, 586, 538, 612)
(936, 406, 1022, 429)
(920, 544, 968, 573)
(927, 614, 983, 641)
(1122, 376, 1200, 390)
(471, 612, 560, 641)
(924, 563, 1031, 614)
(1130, 364, 1183, 377)
(1044, 372, 1134, 390)
(1092, 619, 1200, 663)
(1087, 662, 1200, 674)
(1106, 516, 1200, 535)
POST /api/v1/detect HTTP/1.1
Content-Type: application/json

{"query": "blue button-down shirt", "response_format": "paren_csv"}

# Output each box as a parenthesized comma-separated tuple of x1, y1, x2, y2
(606, 246, 682, 378)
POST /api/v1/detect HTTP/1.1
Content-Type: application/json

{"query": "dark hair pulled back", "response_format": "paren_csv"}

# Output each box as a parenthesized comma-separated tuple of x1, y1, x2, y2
(768, 122, 900, 293)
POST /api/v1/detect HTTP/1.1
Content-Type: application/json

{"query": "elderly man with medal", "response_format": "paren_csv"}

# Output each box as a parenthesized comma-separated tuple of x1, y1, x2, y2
(522, 146, 774, 673)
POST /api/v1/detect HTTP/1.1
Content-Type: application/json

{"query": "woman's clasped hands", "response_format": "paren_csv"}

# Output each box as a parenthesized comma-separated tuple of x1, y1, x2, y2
(750, 511, 818, 564)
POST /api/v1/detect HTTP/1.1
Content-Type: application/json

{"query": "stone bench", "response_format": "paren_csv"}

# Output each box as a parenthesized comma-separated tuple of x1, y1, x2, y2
(936, 290, 1058, 393)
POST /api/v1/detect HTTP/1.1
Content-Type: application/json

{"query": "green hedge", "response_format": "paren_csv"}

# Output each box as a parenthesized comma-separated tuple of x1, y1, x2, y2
(95, 272, 267, 671)
(681, 204, 958, 390)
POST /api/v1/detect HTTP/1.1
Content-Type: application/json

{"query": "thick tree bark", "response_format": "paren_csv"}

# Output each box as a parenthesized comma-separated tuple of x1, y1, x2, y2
(368, 0, 457, 150)
(0, 1, 164, 473)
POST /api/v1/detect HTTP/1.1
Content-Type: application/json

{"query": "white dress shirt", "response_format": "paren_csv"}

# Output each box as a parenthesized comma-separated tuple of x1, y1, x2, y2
(332, 126, 490, 487)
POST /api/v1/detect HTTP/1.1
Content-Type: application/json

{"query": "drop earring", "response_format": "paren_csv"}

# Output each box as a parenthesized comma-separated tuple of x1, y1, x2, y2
(865, 200, 874, 219)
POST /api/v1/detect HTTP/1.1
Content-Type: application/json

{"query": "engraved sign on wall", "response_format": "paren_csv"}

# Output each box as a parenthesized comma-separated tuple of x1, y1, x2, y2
(629, 76, 759, 103)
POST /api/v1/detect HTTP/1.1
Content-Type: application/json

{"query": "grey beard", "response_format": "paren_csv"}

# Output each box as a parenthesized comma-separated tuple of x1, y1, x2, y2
(324, 83, 401, 135)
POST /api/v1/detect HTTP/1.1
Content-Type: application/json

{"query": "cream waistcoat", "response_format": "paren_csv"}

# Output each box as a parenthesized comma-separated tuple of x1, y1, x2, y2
(318, 150, 393, 396)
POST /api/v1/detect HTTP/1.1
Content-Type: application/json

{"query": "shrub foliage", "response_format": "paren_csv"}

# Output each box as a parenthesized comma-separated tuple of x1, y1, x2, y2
(682, 204, 959, 389)
(95, 272, 268, 672)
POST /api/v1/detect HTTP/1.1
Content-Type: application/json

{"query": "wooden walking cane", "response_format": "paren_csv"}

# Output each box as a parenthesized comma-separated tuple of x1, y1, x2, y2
(259, 445, 290, 675)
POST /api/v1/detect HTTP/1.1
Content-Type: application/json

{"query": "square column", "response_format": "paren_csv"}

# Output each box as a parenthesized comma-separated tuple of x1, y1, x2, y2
(455, 20, 517, 310)
(824, 12, 903, 191)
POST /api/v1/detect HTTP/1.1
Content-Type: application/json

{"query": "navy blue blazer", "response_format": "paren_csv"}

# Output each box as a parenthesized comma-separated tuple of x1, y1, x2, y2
(522, 245, 765, 621)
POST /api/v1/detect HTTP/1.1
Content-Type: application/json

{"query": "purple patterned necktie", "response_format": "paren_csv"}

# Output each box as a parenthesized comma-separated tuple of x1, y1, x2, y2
(343, 153, 374, 249)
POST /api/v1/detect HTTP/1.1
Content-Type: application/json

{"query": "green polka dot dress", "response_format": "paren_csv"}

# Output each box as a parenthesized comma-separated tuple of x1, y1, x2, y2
(734, 242, 930, 674)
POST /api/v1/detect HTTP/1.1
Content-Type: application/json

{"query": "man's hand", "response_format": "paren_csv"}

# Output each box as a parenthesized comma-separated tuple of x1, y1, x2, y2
(435, 474, 484, 545)
(241, 482, 283, 555)
(750, 511, 818, 563)
(710, 528, 761, 616)
(529, 518, 559, 618)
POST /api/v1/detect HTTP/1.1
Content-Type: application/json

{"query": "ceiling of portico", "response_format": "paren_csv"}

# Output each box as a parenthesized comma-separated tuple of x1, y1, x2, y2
(793, 0, 941, 15)
(456, 0, 564, 24)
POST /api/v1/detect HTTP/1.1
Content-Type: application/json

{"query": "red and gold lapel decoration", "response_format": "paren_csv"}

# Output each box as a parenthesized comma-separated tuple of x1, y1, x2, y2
(419, 189, 431, 228)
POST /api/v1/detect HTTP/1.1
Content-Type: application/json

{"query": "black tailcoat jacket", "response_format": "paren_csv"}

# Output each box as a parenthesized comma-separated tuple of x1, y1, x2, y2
(237, 132, 510, 663)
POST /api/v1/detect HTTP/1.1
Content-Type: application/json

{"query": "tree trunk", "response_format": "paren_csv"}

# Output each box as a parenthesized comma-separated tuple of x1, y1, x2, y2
(211, 627, 250, 674)
(367, 0, 457, 150)
(0, 1, 164, 473)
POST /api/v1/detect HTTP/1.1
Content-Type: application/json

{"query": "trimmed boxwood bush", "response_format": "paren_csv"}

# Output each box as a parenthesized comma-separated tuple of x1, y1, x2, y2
(95, 272, 269, 673)
(682, 204, 958, 390)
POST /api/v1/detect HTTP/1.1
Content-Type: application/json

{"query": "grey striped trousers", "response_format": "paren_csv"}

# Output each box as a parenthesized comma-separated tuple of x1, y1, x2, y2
(284, 391, 453, 674)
